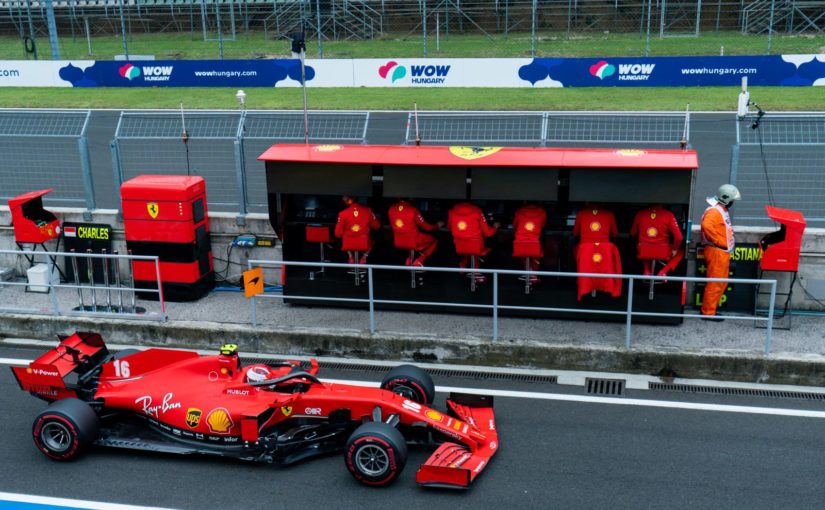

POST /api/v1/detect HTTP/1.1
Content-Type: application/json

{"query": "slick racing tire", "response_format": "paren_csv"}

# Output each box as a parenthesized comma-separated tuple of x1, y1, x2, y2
(345, 422, 408, 487)
(32, 398, 99, 461)
(380, 364, 435, 405)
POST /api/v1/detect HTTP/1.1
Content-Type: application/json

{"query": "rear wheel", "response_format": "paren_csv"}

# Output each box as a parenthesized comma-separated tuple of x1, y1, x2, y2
(345, 422, 408, 487)
(32, 398, 99, 461)
(380, 364, 435, 406)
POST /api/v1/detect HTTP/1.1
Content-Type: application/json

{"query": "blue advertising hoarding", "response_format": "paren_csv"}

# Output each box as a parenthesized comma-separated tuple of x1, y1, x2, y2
(518, 55, 825, 87)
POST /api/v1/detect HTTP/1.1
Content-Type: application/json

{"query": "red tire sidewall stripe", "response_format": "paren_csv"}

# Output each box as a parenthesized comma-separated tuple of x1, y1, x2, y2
(387, 378, 428, 404)
(346, 435, 398, 485)
(33, 414, 80, 460)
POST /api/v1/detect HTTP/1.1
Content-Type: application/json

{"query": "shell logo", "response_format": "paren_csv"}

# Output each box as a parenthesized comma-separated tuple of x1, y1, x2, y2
(425, 410, 443, 421)
(616, 149, 646, 157)
(457, 221, 468, 231)
(589, 221, 602, 232)
(646, 227, 659, 238)
(395, 219, 404, 228)
(351, 225, 361, 232)
(525, 221, 535, 232)
(592, 253, 603, 263)
(206, 408, 234, 434)
(314, 144, 342, 152)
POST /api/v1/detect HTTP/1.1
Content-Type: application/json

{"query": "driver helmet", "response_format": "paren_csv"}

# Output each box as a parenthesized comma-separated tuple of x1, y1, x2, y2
(245, 364, 271, 383)
(715, 184, 741, 207)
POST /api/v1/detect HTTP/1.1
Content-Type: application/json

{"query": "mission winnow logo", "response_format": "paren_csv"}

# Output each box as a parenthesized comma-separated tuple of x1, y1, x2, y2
(119, 63, 174, 82)
(590, 60, 656, 81)
(378, 61, 451, 85)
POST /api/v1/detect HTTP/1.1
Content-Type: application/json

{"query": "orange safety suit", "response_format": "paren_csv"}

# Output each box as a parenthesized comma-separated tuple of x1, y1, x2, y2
(513, 204, 547, 271)
(448, 202, 497, 269)
(630, 205, 684, 276)
(335, 202, 380, 262)
(700, 200, 735, 316)
(388, 200, 439, 265)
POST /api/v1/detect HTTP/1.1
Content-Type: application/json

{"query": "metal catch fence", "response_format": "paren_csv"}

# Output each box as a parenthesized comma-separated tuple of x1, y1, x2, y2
(731, 113, 825, 227)
(404, 110, 690, 147)
(0, 109, 94, 212)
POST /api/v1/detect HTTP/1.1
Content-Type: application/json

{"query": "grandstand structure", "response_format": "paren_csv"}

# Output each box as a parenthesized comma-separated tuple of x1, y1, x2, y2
(0, 1, 821, 52)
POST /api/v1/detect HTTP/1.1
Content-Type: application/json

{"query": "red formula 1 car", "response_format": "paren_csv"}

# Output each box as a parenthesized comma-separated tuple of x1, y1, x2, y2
(11, 332, 498, 489)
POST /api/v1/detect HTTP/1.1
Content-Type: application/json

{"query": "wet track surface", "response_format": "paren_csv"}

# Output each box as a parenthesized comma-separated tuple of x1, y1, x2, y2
(3, 344, 825, 509)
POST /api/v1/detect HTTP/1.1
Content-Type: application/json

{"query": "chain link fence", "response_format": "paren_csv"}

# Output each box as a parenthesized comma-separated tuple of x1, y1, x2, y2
(0, 109, 94, 211)
(405, 110, 689, 147)
(731, 113, 825, 227)
(110, 109, 369, 217)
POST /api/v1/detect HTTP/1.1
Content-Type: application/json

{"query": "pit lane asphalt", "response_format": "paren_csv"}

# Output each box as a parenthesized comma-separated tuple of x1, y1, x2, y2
(3, 345, 825, 510)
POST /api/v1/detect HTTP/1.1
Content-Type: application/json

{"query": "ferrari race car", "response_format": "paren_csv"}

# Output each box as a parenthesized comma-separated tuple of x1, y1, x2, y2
(11, 332, 498, 488)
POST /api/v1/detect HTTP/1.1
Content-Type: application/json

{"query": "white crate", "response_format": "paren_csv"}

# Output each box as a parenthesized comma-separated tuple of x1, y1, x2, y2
(27, 264, 58, 293)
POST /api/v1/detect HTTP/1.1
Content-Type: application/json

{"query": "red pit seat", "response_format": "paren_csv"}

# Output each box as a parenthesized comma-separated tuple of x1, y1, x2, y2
(393, 231, 421, 288)
(513, 239, 542, 294)
(453, 238, 489, 292)
(636, 243, 672, 262)
(305, 225, 330, 278)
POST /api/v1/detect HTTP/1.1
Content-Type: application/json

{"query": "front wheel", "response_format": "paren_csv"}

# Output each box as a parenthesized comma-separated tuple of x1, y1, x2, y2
(32, 398, 99, 461)
(345, 422, 408, 487)
(380, 364, 435, 406)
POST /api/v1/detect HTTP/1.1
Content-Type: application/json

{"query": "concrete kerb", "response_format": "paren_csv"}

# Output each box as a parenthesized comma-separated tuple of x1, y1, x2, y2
(4, 313, 825, 387)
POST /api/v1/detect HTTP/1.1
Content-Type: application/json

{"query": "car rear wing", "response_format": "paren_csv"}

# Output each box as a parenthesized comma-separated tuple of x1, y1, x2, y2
(10, 332, 110, 402)
(416, 393, 498, 489)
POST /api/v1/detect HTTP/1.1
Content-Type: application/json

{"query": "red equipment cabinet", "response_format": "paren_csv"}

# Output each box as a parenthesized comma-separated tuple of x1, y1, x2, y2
(120, 175, 214, 301)
(760, 205, 806, 272)
(8, 189, 60, 244)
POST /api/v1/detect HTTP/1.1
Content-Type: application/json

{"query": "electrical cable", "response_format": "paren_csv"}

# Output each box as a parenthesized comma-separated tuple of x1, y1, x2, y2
(751, 105, 776, 208)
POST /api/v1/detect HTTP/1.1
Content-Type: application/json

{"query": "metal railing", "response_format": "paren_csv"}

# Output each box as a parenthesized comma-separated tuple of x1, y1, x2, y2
(0, 249, 167, 321)
(247, 258, 778, 354)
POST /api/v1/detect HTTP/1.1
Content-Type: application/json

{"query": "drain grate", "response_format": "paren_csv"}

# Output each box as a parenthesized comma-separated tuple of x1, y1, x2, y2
(586, 378, 625, 396)
(649, 382, 825, 401)
(241, 357, 558, 384)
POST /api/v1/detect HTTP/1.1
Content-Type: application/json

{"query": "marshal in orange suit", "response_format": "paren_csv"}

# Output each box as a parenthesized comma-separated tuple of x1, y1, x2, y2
(700, 184, 741, 319)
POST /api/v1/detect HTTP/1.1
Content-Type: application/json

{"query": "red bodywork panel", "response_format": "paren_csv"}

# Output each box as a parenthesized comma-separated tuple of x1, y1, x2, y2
(259, 144, 698, 170)
(761, 206, 806, 272)
(8, 188, 61, 244)
(14, 333, 498, 488)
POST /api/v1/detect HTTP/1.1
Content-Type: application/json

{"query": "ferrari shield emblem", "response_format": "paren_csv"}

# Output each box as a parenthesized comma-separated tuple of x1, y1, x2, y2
(449, 146, 502, 160)
(186, 408, 202, 428)
(147, 202, 159, 219)
(281, 406, 293, 417)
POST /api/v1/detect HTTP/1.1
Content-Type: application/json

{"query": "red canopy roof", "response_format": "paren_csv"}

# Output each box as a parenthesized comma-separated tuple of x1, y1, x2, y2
(258, 144, 698, 170)
(7, 188, 53, 210)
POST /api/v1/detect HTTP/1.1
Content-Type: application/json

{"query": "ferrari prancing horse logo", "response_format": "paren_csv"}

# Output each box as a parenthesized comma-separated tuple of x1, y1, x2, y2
(147, 202, 159, 219)
(281, 406, 293, 417)
(449, 146, 502, 160)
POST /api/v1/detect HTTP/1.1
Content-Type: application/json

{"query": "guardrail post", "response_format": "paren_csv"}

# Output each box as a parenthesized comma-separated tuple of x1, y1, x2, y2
(493, 272, 499, 341)
(250, 260, 257, 327)
(765, 279, 777, 355)
(155, 257, 167, 321)
(47, 255, 60, 316)
(368, 267, 375, 334)
(625, 278, 634, 349)
(234, 110, 248, 226)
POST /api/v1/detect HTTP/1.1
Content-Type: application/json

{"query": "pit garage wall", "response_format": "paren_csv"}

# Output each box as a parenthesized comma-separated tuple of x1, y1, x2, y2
(1, 206, 824, 312)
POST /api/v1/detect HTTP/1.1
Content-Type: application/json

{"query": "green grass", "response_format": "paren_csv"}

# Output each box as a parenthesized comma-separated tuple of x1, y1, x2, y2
(0, 86, 817, 111)
(4, 31, 825, 60)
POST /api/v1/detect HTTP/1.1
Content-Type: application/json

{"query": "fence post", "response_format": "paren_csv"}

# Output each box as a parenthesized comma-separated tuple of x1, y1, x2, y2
(493, 272, 499, 341)
(47, 254, 60, 316)
(625, 278, 634, 348)
(729, 143, 740, 185)
(764, 280, 776, 355)
(368, 267, 375, 334)
(110, 138, 125, 219)
(78, 136, 96, 221)
(234, 110, 248, 226)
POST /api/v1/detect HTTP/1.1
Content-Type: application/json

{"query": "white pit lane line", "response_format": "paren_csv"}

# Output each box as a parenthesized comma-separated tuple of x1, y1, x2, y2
(0, 491, 173, 510)
(4, 357, 825, 420)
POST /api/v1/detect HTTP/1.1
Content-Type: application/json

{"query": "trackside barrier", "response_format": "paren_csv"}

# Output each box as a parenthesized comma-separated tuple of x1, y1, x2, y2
(248, 259, 778, 354)
(0, 249, 167, 322)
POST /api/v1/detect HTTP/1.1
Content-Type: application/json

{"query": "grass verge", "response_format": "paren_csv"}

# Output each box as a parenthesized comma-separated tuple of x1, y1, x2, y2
(0, 86, 819, 111)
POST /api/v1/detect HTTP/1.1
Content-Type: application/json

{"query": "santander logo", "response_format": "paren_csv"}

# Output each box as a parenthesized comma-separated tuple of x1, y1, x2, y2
(119, 63, 141, 81)
(378, 61, 406, 83)
(589, 60, 615, 80)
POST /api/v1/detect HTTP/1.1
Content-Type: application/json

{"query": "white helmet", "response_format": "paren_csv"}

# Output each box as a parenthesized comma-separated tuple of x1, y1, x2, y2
(715, 184, 741, 207)
(245, 364, 271, 383)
